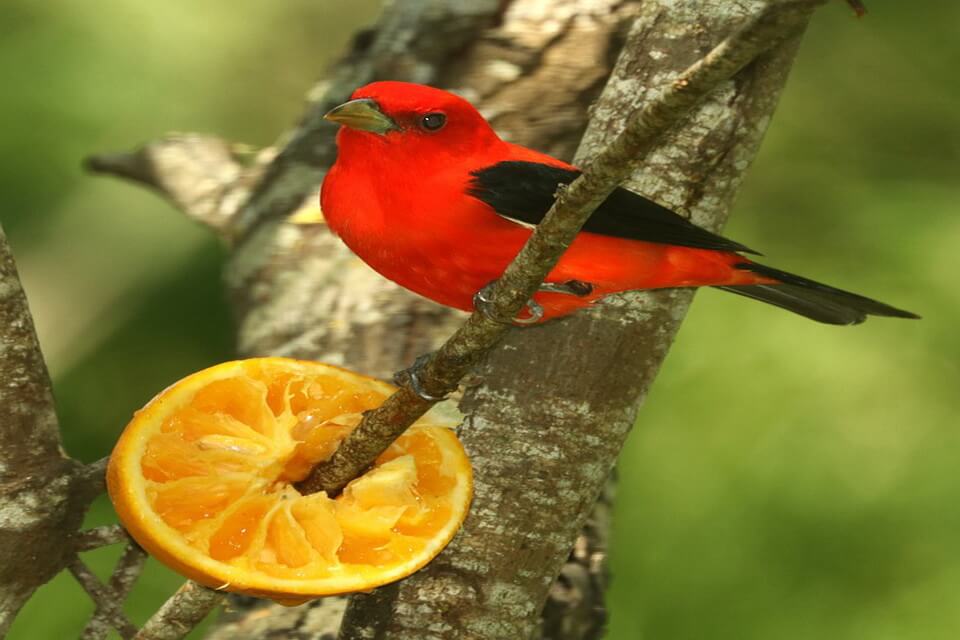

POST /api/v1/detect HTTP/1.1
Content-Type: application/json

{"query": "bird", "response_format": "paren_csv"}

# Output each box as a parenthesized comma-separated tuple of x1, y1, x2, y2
(320, 81, 918, 325)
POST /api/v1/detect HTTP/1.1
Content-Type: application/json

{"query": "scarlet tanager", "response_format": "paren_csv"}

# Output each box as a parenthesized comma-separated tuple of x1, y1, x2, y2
(320, 81, 917, 325)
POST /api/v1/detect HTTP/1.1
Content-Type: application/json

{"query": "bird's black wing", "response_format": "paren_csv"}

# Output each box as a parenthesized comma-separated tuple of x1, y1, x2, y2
(467, 160, 759, 255)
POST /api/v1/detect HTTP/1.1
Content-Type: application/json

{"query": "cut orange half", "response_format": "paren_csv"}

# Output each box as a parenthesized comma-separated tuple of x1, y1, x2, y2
(107, 358, 471, 603)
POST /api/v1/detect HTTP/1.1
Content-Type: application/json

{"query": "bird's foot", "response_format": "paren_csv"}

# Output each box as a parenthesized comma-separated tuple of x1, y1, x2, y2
(473, 283, 543, 325)
(472, 279, 594, 326)
(394, 354, 447, 402)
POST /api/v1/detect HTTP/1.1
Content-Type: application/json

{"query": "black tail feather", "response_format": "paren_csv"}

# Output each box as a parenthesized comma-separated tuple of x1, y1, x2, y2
(715, 263, 920, 325)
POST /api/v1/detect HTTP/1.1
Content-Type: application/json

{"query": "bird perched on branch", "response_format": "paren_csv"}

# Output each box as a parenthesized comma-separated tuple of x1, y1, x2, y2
(320, 81, 917, 325)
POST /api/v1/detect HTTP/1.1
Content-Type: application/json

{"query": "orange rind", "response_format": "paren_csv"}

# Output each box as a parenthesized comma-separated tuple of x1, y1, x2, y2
(107, 358, 471, 603)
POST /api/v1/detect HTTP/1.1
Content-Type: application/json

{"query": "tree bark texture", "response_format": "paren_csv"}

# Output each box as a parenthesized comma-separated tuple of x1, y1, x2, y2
(0, 225, 98, 635)
(335, 1, 814, 638)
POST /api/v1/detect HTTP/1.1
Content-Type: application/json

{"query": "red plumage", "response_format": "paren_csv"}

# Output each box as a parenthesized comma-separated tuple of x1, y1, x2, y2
(320, 81, 916, 325)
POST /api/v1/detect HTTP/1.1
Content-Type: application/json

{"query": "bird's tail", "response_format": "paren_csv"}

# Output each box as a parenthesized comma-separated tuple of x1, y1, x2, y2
(715, 262, 920, 325)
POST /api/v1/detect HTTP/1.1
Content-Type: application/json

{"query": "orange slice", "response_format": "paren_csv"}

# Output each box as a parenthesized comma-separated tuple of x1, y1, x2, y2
(107, 358, 471, 603)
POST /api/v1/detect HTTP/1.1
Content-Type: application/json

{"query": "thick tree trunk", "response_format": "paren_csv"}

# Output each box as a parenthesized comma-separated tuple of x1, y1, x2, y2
(334, 1, 813, 638)
(0, 225, 98, 635)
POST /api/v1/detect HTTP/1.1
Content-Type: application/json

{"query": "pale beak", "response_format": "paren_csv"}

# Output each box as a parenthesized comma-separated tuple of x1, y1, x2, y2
(324, 98, 400, 135)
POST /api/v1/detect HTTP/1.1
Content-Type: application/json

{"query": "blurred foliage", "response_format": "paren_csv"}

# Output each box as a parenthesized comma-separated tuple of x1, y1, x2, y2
(0, 1, 956, 639)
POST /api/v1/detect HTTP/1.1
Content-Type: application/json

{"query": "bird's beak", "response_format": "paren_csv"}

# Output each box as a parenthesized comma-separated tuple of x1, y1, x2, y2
(324, 98, 399, 135)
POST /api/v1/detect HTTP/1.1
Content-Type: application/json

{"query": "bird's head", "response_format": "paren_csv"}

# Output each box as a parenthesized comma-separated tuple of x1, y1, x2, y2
(324, 81, 501, 161)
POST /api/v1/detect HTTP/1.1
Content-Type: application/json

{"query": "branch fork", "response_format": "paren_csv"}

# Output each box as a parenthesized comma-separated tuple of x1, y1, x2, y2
(296, 0, 828, 498)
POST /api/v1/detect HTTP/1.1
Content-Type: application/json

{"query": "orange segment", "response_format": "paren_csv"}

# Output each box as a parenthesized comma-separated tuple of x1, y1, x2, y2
(107, 358, 472, 603)
(291, 493, 342, 564)
(266, 504, 313, 569)
(147, 474, 250, 533)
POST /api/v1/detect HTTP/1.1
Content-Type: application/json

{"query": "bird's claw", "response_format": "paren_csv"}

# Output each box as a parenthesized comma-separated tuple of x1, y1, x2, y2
(394, 354, 447, 402)
(472, 279, 594, 326)
(473, 283, 544, 325)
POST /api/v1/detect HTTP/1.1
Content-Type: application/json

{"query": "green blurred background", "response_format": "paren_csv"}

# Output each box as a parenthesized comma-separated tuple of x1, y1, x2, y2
(1, 1, 956, 638)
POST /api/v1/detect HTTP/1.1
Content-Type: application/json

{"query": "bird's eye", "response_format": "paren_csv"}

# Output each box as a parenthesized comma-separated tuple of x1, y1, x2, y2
(420, 113, 446, 132)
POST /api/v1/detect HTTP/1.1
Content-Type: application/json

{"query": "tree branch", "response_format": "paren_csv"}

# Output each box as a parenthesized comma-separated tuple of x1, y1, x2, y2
(85, 135, 256, 234)
(68, 558, 139, 639)
(74, 524, 130, 552)
(77, 456, 110, 496)
(81, 543, 148, 640)
(134, 581, 224, 640)
(297, 0, 827, 497)
(0, 225, 63, 473)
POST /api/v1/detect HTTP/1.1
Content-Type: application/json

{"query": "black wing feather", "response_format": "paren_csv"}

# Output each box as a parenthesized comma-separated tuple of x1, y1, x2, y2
(467, 160, 759, 255)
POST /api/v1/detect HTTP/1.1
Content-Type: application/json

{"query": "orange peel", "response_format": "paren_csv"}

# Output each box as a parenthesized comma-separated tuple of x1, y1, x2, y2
(107, 358, 471, 603)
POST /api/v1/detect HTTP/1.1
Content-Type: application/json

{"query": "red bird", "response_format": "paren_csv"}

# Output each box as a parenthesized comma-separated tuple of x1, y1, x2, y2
(320, 81, 917, 325)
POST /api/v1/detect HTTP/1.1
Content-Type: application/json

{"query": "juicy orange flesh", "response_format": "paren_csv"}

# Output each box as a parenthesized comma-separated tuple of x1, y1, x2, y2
(141, 364, 459, 579)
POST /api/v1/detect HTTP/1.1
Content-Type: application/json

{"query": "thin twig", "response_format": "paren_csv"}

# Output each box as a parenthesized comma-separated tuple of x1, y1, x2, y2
(108, 544, 148, 598)
(297, 0, 827, 496)
(134, 580, 225, 640)
(68, 557, 140, 640)
(82, 543, 148, 640)
(74, 524, 130, 551)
